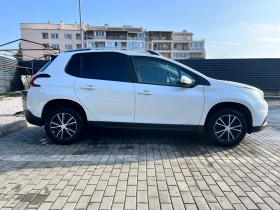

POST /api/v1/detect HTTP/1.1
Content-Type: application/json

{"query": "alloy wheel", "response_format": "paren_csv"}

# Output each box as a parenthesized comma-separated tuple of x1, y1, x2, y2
(50, 113, 77, 139)
(214, 114, 242, 141)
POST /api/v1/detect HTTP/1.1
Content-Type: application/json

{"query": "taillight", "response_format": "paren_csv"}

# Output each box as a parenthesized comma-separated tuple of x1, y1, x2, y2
(30, 74, 51, 87)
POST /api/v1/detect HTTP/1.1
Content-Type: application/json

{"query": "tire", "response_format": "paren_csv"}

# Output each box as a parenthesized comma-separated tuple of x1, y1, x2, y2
(44, 108, 85, 144)
(206, 109, 247, 146)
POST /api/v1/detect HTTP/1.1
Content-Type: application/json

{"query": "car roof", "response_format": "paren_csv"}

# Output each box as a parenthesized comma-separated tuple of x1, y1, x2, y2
(54, 49, 209, 80)
(60, 49, 150, 56)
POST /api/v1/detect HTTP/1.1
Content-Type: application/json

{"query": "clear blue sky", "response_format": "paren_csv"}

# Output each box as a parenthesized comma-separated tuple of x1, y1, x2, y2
(0, 0, 280, 58)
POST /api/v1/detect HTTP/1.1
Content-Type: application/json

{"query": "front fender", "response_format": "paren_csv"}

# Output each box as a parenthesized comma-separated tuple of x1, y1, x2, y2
(199, 87, 255, 126)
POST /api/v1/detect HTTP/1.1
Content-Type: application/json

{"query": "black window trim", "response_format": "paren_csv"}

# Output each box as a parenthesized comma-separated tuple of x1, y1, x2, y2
(130, 55, 210, 87)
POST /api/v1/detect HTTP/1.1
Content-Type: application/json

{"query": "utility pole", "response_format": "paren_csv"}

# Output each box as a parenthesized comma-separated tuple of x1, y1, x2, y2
(79, 0, 83, 47)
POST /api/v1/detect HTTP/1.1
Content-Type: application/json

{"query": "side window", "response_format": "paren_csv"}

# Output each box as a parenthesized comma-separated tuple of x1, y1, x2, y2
(82, 53, 127, 82)
(132, 57, 180, 86)
(65, 56, 81, 77)
(82, 56, 101, 80)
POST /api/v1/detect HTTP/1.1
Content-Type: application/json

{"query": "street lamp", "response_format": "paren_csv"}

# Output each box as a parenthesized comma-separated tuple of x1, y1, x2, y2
(79, 0, 83, 47)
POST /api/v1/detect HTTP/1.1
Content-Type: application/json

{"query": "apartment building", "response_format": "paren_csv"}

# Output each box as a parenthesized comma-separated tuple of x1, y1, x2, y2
(146, 31, 205, 59)
(85, 24, 145, 51)
(20, 21, 205, 60)
(20, 21, 83, 60)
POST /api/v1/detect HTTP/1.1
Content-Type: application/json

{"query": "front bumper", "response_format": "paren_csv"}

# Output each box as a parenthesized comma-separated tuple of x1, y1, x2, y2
(22, 90, 43, 126)
(251, 118, 267, 133)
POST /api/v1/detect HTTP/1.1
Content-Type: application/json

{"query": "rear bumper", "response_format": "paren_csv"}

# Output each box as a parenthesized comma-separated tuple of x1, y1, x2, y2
(23, 110, 43, 126)
(22, 90, 43, 126)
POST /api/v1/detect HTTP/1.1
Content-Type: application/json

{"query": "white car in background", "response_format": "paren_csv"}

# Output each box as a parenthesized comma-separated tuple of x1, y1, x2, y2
(22, 49, 268, 146)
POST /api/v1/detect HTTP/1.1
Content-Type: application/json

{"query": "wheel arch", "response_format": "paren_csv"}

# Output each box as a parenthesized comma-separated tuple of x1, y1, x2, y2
(42, 99, 88, 126)
(205, 102, 253, 133)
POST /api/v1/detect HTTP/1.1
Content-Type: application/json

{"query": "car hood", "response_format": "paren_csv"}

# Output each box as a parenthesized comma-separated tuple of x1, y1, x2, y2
(219, 80, 259, 90)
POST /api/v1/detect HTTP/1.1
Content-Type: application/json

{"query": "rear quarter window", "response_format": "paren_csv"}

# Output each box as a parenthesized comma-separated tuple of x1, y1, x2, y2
(65, 56, 81, 77)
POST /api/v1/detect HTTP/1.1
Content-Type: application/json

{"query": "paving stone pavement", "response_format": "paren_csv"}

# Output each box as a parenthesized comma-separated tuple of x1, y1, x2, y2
(0, 99, 279, 210)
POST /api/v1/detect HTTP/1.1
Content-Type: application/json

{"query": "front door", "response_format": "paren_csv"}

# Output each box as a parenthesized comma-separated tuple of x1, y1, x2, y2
(132, 56, 204, 126)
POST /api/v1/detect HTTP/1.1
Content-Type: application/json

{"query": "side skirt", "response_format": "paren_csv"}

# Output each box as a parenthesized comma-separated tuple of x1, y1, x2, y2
(88, 121, 204, 131)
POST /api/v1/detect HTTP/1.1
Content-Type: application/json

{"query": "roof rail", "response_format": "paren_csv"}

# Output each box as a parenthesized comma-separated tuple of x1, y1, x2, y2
(64, 48, 91, 53)
(146, 50, 162, 56)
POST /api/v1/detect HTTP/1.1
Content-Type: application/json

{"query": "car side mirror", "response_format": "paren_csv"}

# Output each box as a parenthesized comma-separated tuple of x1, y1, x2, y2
(180, 76, 193, 87)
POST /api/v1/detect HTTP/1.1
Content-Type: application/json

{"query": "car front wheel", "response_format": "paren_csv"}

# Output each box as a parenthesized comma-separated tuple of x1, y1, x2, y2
(44, 108, 85, 144)
(206, 109, 247, 146)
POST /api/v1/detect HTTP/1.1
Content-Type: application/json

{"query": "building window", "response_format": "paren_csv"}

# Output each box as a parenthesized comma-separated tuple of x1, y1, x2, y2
(42, 33, 48, 39)
(128, 42, 145, 49)
(64, 34, 72, 39)
(190, 43, 192, 47)
(51, 44, 59, 49)
(137, 32, 145, 38)
(76, 34, 81, 40)
(76, 44, 81, 49)
(50, 33, 59, 39)
(200, 43, 203, 47)
(106, 42, 115, 48)
(65, 45, 73, 50)
(195, 43, 197, 47)
(96, 31, 105, 36)
(87, 41, 94, 48)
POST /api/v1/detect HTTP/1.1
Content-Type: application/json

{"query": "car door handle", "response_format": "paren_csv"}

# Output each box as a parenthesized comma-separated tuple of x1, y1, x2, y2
(81, 85, 96, 90)
(137, 90, 153, 95)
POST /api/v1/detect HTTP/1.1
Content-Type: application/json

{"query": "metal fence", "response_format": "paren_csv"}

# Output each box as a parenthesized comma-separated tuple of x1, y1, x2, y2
(0, 56, 18, 94)
(176, 58, 280, 92)
(1, 58, 280, 94)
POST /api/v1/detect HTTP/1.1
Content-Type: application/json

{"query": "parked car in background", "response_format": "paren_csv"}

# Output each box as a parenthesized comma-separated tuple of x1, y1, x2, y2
(22, 49, 268, 146)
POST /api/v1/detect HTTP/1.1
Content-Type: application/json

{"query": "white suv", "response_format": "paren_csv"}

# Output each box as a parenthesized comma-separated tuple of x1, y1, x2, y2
(22, 49, 268, 146)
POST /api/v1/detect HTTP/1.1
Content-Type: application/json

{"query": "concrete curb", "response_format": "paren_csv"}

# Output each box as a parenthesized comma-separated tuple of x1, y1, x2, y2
(0, 120, 27, 138)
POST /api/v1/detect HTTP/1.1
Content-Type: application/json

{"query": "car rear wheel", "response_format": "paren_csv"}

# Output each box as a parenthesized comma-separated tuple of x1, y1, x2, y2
(45, 108, 84, 144)
(206, 109, 247, 146)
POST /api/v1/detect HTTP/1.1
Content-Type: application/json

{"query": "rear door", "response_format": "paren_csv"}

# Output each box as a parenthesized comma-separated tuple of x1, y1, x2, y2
(73, 52, 135, 123)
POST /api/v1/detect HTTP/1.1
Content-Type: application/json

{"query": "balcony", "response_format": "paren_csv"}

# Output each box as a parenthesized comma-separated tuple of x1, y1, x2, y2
(85, 35, 94, 40)
(149, 37, 172, 41)
(154, 47, 171, 51)
(95, 46, 106, 49)
(173, 47, 190, 51)
(190, 47, 205, 51)
(128, 37, 145, 40)
(173, 56, 189, 60)
(95, 36, 106, 40)
(127, 46, 145, 50)
(84, 35, 106, 40)
(154, 44, 171, 51)
(106, 36, 127, 40)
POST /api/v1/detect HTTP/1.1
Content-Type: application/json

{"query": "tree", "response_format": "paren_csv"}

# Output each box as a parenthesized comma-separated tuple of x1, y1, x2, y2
(13, 42, 23, 61)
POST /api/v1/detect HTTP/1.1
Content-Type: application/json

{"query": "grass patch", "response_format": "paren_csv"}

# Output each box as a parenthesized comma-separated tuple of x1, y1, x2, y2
(0, 91, 22, 98)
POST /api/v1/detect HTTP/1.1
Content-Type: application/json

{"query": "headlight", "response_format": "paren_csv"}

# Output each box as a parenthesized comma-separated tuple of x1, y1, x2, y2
(244, 88, 264, 100)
